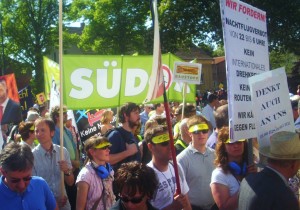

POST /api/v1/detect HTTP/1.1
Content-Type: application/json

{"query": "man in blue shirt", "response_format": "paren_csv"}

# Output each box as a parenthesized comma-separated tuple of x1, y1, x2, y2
(0, 142, 57, 210)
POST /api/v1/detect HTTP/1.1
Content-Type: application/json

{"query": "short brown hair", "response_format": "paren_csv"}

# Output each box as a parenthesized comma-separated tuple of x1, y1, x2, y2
(144, 125, 168, 144)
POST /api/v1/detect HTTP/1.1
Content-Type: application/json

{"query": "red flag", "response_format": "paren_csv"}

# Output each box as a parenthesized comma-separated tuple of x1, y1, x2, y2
(144, 0, 164, 103)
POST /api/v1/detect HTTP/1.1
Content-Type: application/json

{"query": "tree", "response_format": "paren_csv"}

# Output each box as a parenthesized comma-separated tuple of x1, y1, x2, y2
(158, 0, 222, 53)
(245, 0, 300, 55)
(1, 0, 59, 93)
(66, 0, 151, 55)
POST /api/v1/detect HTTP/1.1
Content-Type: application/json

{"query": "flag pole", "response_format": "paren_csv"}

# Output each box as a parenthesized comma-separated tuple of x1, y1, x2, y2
(58, 0, 65, 197)
(150, 0, 181, 194)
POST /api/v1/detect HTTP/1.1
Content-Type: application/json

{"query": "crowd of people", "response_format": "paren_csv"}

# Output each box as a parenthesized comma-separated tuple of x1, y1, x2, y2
(0, 87, 300, 210)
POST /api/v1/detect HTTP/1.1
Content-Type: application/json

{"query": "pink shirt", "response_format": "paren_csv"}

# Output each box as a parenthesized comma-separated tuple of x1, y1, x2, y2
(76, 162, 115, 210)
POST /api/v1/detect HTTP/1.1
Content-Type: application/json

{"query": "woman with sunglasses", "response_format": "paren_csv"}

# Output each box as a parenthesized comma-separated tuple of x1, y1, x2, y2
(76, 135, 115, 210)
(210, 126, 256, 210)
(110, 161, 158, 210)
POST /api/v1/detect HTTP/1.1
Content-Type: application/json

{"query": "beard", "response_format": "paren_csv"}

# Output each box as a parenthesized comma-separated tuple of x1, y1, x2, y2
(128, 119, 140, 129)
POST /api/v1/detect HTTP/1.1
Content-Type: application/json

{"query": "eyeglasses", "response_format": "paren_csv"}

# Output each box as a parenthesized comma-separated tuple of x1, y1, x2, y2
(10, 176, 32, 183)
(192, 129, 209, 134)
(120, 194, 144, 204)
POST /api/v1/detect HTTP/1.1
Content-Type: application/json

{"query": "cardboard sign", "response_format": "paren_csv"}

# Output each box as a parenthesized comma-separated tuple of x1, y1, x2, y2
(249, 67, 295, 148)
(220, 0, 269, 141)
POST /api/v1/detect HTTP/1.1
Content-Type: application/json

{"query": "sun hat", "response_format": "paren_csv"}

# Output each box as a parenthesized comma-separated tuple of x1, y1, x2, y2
(26, 110, 40, 122)
(260, 131, 300, 160)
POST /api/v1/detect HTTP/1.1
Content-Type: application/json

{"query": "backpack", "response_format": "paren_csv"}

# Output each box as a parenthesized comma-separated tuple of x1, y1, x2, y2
(104, 127, 134, 144)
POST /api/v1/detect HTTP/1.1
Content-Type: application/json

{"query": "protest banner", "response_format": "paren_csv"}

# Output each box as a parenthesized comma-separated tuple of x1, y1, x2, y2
(220, 0, 269, 141)
(62, 53, 196, 110)
(173, 61, 202, 84)
(43, 57, 60, 100)
(249, 67, 294, 148)
(19, 86, 34, 116)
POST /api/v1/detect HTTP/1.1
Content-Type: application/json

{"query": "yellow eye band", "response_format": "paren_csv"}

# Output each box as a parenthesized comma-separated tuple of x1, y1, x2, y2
(94, 141, 112, 149)
(152, 133, 170, 144)
(224, 138, 246, 144)
(188, 124, 209, 133)
(30, 125, 35, 131)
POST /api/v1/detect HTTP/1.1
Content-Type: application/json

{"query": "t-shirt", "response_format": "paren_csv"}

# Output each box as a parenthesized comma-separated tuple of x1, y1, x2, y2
(0, 176, 56, 210)
(76, 162, 115, 210)
(210, 167, 240, 196)
(107, 127, 141, 170)
(147, 161, 189, 210)
(202, 104, 216, 129)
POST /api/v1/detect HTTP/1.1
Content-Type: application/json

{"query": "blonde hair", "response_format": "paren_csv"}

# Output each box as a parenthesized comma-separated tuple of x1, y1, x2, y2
(100, 110, 113, 124)
(84, 135, 110, 165)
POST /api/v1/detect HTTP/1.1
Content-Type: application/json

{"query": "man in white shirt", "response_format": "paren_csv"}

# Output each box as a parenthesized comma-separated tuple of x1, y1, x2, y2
(145, 125, 191, 210)
(202, 94, 219, 129)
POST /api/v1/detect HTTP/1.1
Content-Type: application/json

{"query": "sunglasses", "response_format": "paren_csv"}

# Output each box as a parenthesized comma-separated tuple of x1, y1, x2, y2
(154, 141, 170, 147)
(192, 129, 209, 134)
(10, 176, 32, 183)
(120, 195, 144, 204)
(95, 146, 110, 150)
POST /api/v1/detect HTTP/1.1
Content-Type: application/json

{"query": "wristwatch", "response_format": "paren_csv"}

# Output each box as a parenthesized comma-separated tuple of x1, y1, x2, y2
(64, 169, 72, 176)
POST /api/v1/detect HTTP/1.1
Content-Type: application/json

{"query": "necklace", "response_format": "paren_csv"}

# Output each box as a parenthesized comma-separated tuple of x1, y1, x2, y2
(154, 163, 175, 195)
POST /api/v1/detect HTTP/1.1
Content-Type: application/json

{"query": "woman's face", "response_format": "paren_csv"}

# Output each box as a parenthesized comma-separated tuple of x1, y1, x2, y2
(120, 187, 148, 210)
(90, 146, 110, 165)
(225, 141, 244, 159)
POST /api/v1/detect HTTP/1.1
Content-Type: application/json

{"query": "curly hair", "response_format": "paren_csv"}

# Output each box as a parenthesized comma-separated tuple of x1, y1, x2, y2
(118, 102, 140, 123)
(114, 161, 158, 199)
(18, 121, 34, 141)
(144, 125, 168, 144)
(214, 126, 248, 173)
(50, 105, 67, 124)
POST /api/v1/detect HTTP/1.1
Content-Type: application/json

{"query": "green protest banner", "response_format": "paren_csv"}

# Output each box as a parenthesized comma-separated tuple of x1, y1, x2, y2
(62, 53, 195, 109)
(43, 57, 60, 100)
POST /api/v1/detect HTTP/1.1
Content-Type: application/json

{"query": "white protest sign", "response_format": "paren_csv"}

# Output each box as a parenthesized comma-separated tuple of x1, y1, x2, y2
(173, 62, 202, 84)
(249, 67, 295, 148)
(220, 0, 269, 141)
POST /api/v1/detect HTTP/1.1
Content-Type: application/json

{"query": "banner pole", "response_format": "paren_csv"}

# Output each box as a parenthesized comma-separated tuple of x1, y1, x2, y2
(58, 0, 65, 198)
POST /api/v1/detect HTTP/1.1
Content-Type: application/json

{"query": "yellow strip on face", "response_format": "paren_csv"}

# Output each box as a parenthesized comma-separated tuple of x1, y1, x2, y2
(152, 133, 170, 144)
(94, 141, 112, 149)
(224, 138, 246, 144)
(188, 123, 209, 132)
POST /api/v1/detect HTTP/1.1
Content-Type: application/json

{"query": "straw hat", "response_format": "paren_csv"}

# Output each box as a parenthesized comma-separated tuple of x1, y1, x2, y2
(260, 131, 300, 160)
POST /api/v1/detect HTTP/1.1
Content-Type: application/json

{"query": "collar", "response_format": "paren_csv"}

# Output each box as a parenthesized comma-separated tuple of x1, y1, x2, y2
(0, 175, 32, 198)
(189, 144, 213, 156)
(265, 166, 289, 186)
(36, 144, 57, 156)
(1, 97, 9, 109)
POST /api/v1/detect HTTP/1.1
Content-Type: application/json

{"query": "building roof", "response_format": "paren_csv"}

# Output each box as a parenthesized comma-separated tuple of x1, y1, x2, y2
(174, 45, 213, 61)
(213, 56, 225, 64)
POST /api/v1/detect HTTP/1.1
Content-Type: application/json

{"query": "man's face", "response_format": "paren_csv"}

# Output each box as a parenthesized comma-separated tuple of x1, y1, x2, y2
(127, 109, 141, 128)
(35, 121, 54, 144)
(149, 132, 172, 162)
(157, 104, 165, 113)
(0, 83, 8, 102)
(1, 168, 32, 193)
